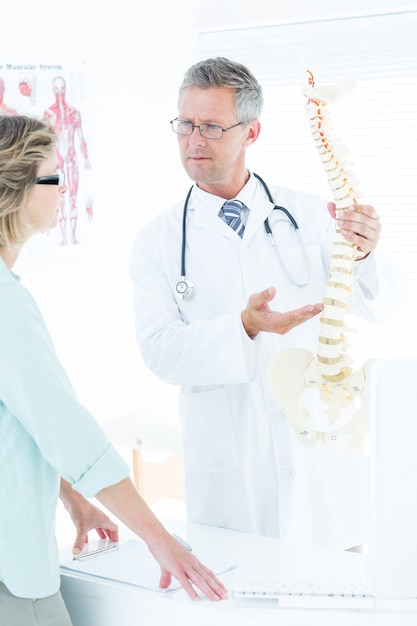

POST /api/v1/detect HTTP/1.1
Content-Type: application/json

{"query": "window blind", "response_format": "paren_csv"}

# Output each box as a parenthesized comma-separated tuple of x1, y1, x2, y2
(199, 10, 417, 363)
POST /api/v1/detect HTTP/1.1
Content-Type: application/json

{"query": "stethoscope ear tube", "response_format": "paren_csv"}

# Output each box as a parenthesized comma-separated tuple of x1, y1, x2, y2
(180, 185, 194, 278)
(255, 173, 299, 231)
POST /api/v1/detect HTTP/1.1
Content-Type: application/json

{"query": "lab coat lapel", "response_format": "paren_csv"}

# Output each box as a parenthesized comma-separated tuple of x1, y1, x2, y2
(189, 181, 275, 240)
(191, 200, 241, 238)
(243, 197, 275, 242)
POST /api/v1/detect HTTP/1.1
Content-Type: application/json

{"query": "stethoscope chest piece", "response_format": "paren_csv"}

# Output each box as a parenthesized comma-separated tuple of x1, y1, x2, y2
(175, 276, 195, 300)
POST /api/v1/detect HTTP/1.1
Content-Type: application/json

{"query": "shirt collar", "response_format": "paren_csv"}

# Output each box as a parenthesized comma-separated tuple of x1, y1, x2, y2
(190, 171, 258, 214)
(0, 254, 20, 282)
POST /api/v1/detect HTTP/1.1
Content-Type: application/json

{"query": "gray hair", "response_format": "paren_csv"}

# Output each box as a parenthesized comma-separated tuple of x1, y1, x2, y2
(0, 115, 56, 247)
(178, 57, 263, 123)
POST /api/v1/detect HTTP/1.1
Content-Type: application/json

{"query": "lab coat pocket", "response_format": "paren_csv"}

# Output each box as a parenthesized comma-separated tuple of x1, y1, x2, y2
(179, 387, 240, 474)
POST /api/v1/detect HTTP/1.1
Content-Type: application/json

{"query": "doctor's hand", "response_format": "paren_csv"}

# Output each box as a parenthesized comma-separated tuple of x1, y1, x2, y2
(241, 287, 323, 339)
(60, 479, 119, 555)
(327, 201, 381, 260)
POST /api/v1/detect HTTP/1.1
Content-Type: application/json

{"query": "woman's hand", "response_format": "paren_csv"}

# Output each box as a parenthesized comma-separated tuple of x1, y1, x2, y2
(60, 478, 119, 555)
(148, 531, 228, 601)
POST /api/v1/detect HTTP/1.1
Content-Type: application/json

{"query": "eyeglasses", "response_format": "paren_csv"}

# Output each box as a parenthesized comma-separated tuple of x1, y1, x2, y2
(35, 168, 65, 186)
(170, 118, 243, 140)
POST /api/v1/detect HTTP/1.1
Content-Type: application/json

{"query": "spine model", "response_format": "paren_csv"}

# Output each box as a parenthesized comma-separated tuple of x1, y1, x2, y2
(304, 70, 361, 382)
(268, 71, 371, 453)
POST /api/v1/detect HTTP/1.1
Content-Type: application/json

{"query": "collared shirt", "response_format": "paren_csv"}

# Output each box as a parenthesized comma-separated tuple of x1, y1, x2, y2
(191, 172, 258, 228)
(0, 257, 129, 599)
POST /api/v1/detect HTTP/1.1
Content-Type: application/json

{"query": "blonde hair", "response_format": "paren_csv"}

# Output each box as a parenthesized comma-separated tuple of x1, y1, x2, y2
(0, 115, 56, 247)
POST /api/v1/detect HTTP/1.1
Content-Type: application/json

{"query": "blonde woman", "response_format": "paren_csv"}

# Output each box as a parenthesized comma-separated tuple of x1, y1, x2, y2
(0, 115, 226, 626)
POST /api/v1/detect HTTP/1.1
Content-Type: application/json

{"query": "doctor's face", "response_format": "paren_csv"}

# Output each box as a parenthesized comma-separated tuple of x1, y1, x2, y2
(176, 86, 258, 195)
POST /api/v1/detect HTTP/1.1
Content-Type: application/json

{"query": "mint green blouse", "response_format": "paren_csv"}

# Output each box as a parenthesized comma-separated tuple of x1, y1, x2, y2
(0, 258, 129, 598)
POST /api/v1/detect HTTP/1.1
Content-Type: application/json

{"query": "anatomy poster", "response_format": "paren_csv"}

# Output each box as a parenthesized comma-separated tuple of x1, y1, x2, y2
(0, 58, 94, 261)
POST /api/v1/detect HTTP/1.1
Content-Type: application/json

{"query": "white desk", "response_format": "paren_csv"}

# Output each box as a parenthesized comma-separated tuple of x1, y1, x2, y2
(60, 519, 417, 626)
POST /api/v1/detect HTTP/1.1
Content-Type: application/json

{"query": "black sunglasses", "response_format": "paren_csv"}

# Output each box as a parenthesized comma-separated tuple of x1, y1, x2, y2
(35, 168, 65, 185)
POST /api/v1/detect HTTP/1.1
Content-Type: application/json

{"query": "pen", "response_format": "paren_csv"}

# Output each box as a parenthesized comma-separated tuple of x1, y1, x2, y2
(172, 533, 193, 552)
(73, 543, 119, 561)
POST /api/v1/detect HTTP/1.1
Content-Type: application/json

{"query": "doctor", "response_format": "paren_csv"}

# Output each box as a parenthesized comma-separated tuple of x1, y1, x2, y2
(129, 57, 406, 546)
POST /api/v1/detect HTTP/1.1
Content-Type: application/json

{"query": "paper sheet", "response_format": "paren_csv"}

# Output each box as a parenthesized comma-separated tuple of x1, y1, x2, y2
(60, 538, 236, 593)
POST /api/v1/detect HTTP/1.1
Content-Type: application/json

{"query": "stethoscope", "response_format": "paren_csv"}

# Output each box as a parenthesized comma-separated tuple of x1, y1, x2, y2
(175, 173, 311, 300)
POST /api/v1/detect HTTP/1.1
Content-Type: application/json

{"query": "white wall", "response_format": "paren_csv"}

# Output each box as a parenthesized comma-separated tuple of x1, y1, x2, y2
(197, 0, 415, 28)
(3, 0, 412, 425)
(6, 2, 199, 423)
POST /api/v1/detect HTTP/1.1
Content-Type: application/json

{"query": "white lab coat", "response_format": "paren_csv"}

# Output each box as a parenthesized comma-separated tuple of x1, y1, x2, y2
(129, 174, 406, 546)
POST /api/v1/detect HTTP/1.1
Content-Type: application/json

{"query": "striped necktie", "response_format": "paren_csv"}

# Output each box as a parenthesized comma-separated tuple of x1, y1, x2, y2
(220, 199, 245, 237)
